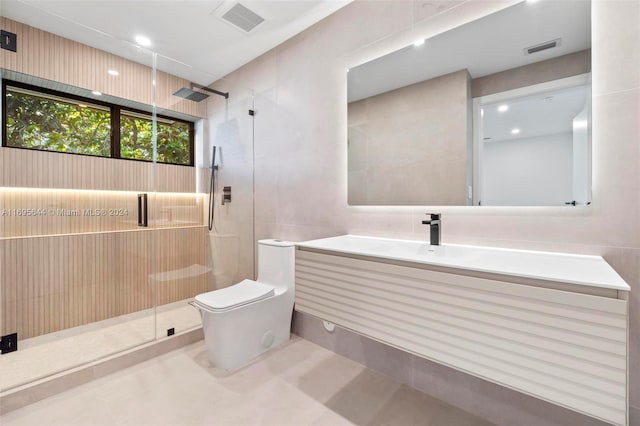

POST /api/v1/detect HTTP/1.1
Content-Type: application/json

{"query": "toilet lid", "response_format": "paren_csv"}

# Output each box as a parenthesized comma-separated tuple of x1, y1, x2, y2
(194, 279, 275, 312)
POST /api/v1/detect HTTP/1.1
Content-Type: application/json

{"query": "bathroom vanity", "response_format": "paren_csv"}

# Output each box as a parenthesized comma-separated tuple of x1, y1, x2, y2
(295, 235, 630, 426)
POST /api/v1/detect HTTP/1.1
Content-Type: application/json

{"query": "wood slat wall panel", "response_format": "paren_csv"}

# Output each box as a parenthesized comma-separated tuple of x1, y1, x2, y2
(295, 250, 628, 426)
(155, 227, 209, 305)
(0, 17, 204, 195)
(0, 226, 208, 340)
(0, 17, 205, 119)
(0, 189, 204, 238)
(0, 149, 199, 193)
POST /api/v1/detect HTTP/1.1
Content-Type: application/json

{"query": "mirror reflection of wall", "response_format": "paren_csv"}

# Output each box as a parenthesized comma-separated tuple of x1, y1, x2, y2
(347, 0, 591, 206)
(348, 70, 471, 206)
(475, 76, 591, 206)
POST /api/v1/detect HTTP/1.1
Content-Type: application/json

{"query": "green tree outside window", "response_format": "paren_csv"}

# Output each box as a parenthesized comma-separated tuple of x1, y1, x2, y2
(5, 89, 111, 157)
(4, 84, 193, 166)
(120, 113, 190, 165)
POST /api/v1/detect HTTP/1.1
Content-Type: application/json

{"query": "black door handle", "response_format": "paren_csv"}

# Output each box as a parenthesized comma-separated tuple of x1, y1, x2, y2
(137, 193, 148, 227)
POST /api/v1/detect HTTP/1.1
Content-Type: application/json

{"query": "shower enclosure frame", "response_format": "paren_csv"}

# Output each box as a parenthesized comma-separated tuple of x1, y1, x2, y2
(0, 28, 218, 394)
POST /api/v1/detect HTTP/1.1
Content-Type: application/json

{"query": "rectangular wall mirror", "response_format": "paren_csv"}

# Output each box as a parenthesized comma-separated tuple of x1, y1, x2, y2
(347, 0, 591, 206)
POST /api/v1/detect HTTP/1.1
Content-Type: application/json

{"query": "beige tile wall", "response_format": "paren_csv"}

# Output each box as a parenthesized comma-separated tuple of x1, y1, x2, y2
(471, 49, 592, 97)
(204, 82, 256, 289)
(348, 69, 469, 205)
(217, 0, 640, 415)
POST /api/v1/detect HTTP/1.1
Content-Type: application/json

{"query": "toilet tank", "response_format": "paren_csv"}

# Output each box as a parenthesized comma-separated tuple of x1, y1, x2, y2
(257, 239, 295, 291)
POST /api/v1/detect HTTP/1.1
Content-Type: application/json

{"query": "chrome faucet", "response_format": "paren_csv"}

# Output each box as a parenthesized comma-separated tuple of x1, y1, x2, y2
(421, 213, 441, 246)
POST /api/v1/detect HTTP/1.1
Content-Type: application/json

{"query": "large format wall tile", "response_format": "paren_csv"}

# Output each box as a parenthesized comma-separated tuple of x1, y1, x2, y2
(220, 0, 640, 415)
(592, 0, 640, 97)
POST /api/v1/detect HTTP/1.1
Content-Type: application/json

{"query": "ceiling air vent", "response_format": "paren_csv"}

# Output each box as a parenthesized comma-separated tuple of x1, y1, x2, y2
(221, 3, 265, 33)
(524, 38, 561, 55)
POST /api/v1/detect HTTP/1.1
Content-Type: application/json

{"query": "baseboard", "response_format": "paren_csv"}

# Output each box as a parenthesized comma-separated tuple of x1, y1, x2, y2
(630, 406, 640, 426)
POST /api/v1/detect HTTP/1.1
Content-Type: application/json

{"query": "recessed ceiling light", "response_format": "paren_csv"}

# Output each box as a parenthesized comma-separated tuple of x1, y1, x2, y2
(498, 104, 509, 112)
(511, 128, 521, 135)
(413, 39, 425, 47)
(92, 90, 102, 96)
(135, 35, 151, 47)
(107, 69, 119, 76)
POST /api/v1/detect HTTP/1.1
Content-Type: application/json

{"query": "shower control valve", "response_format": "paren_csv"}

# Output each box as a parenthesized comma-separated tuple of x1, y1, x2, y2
(222, 186, 232, 205)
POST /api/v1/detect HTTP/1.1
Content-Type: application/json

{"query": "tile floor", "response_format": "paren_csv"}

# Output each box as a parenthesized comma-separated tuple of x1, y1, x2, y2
(1, 336, 493, 426)
(0, 300, 201, 391)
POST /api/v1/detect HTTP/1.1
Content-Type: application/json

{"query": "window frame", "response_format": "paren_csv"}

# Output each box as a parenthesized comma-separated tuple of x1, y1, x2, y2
(2, 79, 195, 167)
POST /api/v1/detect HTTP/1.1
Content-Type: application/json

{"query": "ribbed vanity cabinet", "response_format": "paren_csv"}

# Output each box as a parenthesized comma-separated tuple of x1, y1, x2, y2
(295, 243, 629, 426)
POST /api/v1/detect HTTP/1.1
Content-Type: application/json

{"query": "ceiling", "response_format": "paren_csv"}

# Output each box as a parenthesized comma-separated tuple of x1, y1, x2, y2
(348, 0, 591, 102)
(482, 83, 589, 143)
(1, 0, 351, 85)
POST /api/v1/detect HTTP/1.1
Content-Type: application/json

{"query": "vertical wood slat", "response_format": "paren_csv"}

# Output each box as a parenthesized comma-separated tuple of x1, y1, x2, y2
(0, 149, 199, 194)
(0, 226, 208, 340)
(0, 187, 204, 239)
(0, 17, 205, 119)
(295, 250, 628, 426)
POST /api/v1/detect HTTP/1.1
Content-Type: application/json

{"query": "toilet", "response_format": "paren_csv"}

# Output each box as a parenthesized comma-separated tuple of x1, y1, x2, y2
(193, 239, 295, 370)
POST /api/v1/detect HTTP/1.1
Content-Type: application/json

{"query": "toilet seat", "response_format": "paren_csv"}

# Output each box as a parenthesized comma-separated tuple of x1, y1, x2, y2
(194, 279, 275, 312)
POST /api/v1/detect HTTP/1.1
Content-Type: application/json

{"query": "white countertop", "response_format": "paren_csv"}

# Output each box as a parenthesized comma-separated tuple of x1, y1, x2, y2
(296, 235, 630, 291)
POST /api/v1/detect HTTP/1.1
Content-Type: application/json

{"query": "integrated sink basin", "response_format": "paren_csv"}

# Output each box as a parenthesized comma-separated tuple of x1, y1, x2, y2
(296, 235, 630, 291)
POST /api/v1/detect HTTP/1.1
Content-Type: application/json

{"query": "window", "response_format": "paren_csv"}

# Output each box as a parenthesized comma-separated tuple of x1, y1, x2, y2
(4, 86, 111, 157)
(2, 80, 194, 166)
(120, 111, 191, 165)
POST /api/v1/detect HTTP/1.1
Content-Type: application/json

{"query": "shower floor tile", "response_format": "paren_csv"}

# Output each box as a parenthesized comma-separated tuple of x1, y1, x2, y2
(0, 336, 493, 426)
(0, 300, 201, 392)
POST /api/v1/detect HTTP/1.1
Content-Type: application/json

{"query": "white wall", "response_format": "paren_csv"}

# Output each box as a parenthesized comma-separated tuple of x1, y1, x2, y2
(482, 133, 573, 206)
(573, 104, 591, 204)
(218, 0, 640, 417)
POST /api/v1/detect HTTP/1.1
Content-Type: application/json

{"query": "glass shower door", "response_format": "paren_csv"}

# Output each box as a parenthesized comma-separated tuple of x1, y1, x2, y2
(151, 56, 256, 338)
(145, 55, 209, 339)
(0, 28, 158, 390)
(0, 10, 257, 392)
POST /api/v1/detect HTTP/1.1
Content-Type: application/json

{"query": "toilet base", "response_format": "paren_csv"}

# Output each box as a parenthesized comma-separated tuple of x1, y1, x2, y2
(200, 293, 293, 370)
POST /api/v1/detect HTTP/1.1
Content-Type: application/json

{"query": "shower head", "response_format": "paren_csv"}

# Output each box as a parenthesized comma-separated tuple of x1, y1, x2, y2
(173, 87, 209, 102)
(173, 83, 229, 103)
